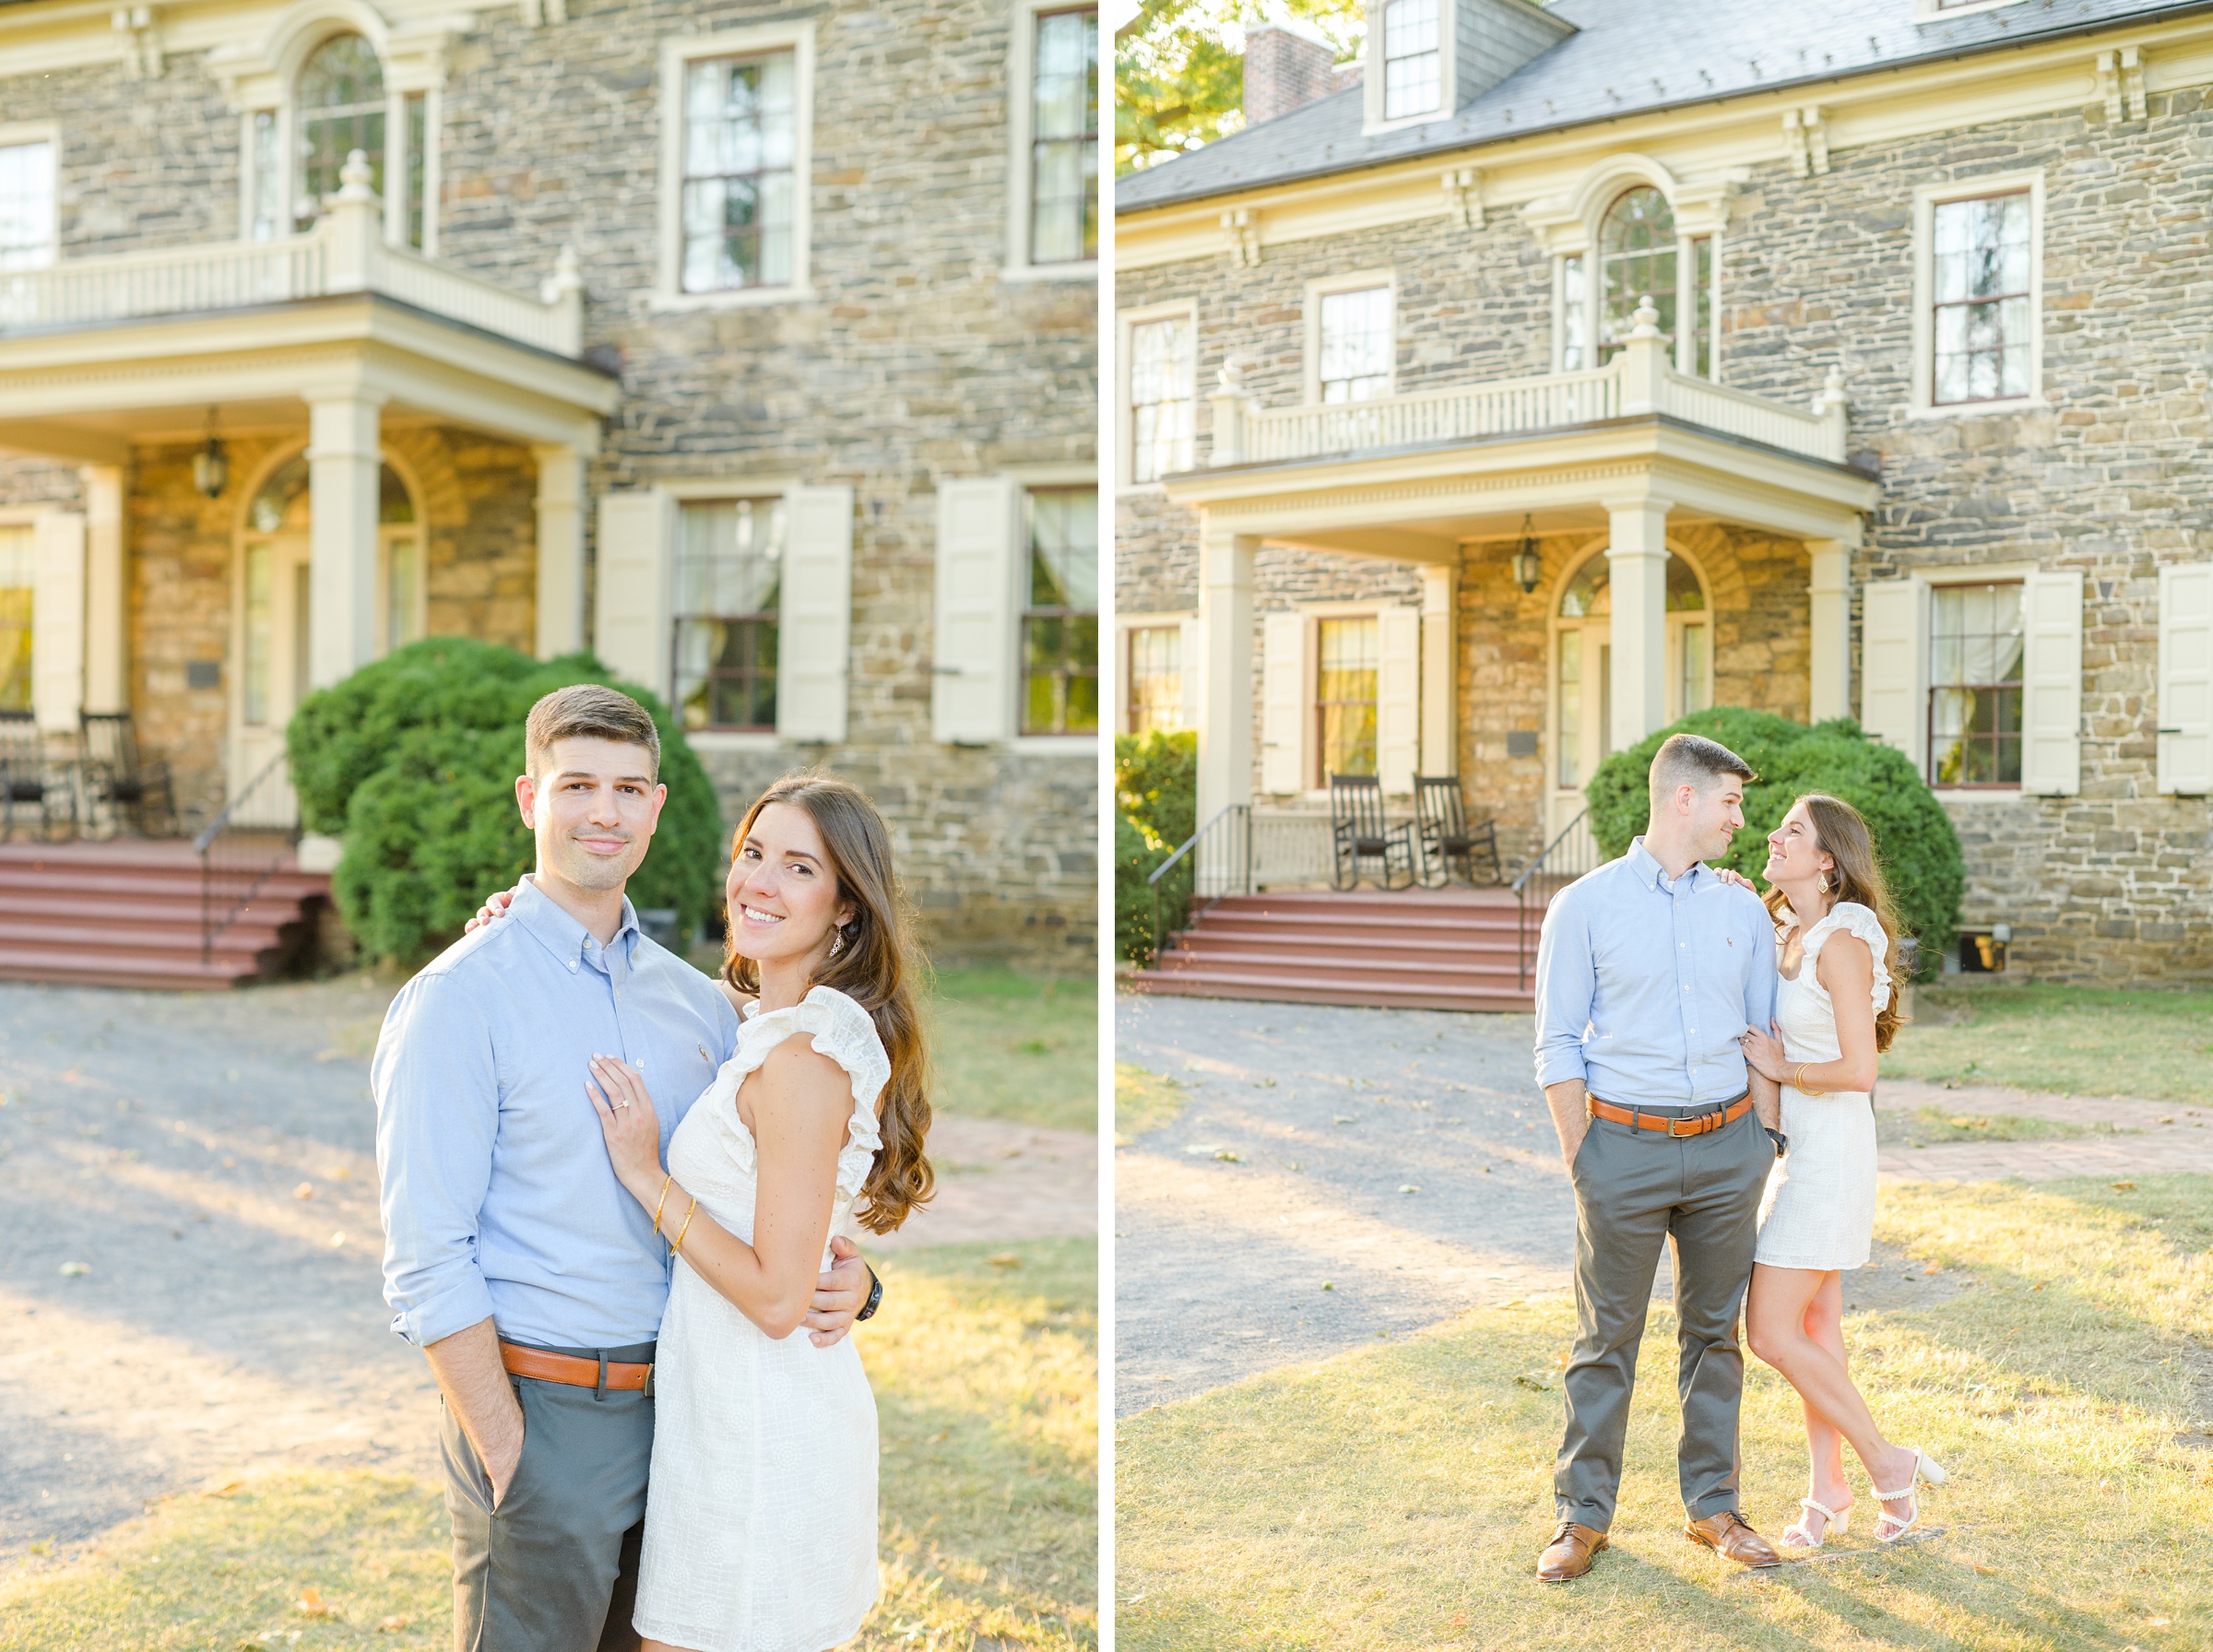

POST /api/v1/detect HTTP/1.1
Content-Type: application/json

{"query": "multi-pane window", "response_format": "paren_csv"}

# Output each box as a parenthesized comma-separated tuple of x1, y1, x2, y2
(249, 112, 284, 242)
(1126, 625, 1182, 735)
(1130, 315, 1194, 483)
(1021, 488, 1098, 735)
(295, 35, 385, 230)
(681, 52, 799, 293)
(674, 498, 786, 731)
(0, 140, 55, 271)
(1559, 188, 1718, 380)
(1688, 234, 1714, 378)
(1381, 0, 1441, 120)
(1317, 616, 1379, 778)
(403, 93, 428, 251)
(1932, 192, 2031, 405)
(0, 525, 31, 713)
(1031, 8, 1097, 264)
(1599, 186, 1675, 362)
(1558, 254, 1588, 370)
(1318, 286, 1391, 403)
(1929, 581, 2025, 786)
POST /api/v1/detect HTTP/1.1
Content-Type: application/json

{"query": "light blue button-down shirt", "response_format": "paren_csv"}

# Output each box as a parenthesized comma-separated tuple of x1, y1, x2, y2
(1533, 836, 1778, 1112)
(373, 876, 739, 1351)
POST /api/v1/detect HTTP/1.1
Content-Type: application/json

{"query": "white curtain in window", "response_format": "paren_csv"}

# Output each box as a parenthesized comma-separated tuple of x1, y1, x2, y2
(1130, 316, 1194, 483)
(0, 140, 55, 271)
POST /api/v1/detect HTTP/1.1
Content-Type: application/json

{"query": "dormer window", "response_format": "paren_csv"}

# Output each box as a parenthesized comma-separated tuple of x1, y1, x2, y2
(1382, 0, 1441, 119)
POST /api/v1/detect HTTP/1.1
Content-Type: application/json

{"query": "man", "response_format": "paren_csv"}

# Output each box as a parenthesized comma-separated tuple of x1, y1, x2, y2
(373, 684, 877, 1650)
(1530, 732, 1785, 1582)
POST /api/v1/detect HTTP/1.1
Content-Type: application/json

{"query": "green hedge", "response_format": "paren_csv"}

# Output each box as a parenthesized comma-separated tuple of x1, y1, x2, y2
(1584, 707, 1963, 977)
(287, 637, 725, 966)
(1114, 730, 1197, 963)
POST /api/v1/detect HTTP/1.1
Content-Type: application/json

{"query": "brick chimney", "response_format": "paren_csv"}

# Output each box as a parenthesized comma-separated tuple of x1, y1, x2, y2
(1244, 24, 1338, 127)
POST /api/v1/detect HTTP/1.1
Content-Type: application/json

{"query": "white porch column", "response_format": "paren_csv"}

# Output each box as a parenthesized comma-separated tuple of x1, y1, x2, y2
(80, 464, 127, 713)
(1604, 492, 1673, 747)
(1806, 537, 1852, 723)
(532, 442, 586, 658)
(1419, 561, 1457, 776)
(1196, 524, 1258, 825)
(305, 389, 386, 688)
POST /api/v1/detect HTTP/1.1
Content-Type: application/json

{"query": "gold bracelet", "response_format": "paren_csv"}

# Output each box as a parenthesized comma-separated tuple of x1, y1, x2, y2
(652, 1174, 672, 1236)
(672, 1198, 699, 1255)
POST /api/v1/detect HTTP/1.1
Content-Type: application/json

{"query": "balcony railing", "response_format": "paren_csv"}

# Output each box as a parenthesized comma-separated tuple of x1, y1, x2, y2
(1205, 301, 1849, 470)
(0, 152, 583, 359)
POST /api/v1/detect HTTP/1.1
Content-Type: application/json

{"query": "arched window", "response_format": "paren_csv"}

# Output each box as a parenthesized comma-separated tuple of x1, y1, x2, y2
(295, 35, 385, 232)
(1599, 187, 1675, 363)
(1556, 180, 1717, 380)
(1551, 549, 1710, 791)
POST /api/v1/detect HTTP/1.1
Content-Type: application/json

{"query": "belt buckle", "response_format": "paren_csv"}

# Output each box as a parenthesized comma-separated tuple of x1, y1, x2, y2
(1668, 1113, 1702, 1138)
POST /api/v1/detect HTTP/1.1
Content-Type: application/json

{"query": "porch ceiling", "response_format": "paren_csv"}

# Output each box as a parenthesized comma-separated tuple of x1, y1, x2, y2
(0, 294, 617, 466)
(1160, 414, 1881, 560)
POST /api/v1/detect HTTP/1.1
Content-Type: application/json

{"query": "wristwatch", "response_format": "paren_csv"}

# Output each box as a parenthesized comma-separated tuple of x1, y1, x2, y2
(855, 1267, 882, 1322)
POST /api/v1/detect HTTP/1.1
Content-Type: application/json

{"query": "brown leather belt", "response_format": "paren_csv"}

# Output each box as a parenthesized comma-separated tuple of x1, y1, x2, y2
(1587, 1091, 1753, 1139)
(500, 1341, 654, 1395)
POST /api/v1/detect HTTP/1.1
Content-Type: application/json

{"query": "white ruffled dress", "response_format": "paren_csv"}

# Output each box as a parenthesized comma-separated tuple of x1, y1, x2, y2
(633, 985, 888, 1652)
(1754, 902, 1891, 1272)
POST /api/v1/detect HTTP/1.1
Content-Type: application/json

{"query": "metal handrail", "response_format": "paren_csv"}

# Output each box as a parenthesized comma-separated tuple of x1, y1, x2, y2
(1144, 803, 1251, 962)
(195, 753, 298, 962)
(1512, 808, 1598, 987)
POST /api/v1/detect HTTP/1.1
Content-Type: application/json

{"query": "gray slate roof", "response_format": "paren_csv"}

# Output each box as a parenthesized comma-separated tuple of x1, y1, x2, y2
(1119, 0, 2205, 211)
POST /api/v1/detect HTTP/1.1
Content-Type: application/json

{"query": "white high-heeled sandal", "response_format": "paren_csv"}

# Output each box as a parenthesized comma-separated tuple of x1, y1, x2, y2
(1872, 1447, 1947, 1543)
(1781, 1497, 1851, 1549)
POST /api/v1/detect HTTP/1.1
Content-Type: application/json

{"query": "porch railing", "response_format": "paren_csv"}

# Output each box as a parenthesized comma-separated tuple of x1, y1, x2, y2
(193, 753, 301, 962)
(0, 151, 582, 358)
(1511, 808, 1601, 988)
(1144, 804, 1252, 961)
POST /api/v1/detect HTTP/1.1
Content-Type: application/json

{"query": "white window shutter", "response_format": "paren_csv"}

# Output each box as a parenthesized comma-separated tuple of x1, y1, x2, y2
(2157, 562, 2211, 796)
(1178, 615, 1203, 732)
(1260, 611, 1307, 794)
(31, 511, 85, 734)
(1377, 605, 1421, 794)
(594, 490, 672, 699)
(2021, 568, 2084, 796)
(931, 478, 1021, 744)
(776, 484, 853, 744)
(1858, 580, 1924, 771)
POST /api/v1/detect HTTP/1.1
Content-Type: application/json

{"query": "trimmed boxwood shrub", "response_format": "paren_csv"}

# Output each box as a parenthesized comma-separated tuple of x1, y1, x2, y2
(1114, 729, 1197, 963)
(287, 637, 726, 965)
(1584, 707, 1963, 977)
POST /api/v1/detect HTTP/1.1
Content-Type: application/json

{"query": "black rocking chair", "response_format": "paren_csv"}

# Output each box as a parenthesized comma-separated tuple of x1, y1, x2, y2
(1328, 772, 1417, 891)
(78, 711, 176, 837)
(0, 710, 73, 841)
(1414, 773, 1502, 887)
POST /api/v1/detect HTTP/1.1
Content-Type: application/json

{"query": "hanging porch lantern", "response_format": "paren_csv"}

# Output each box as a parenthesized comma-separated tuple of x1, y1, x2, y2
(192, 406, 230, 500)
(1510, 513, 1543, 593)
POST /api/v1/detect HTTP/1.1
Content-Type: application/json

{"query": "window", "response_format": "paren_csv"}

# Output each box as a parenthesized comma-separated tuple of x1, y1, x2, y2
(403, 93, 428, 251)
(1021, 488, 1097, 734)
(295, 35, 385, 231)
(1317, 616, 1379, 777)
(249, 112, 284, 242)
(0, 139, 55, 272)
(1317, 285, 1391, 403)
(673, 498, 786, 731)
(1599, 187, 1674, 363)
(1932, 192, 2030, 405)
(246, 34, 434, 251)
(1381, 0, 1440, 120)
(1030, 8, 1097, 265)
(1556, 183, 1719, 380)
(1126, 625, 1182, 735)
(1558, 254, 1588, 371)
(1552, 549, 1708, 789)
(681, 52, 799, 293)
(1928, 581, 2024, 786)
(0, 525, 31, 712)
(1129, 313, 1194, 483)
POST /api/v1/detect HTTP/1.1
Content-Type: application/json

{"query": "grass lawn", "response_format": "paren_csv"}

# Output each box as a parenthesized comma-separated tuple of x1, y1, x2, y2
(1883, 982, 2213, 1105)
(0, 1235, 1097, 1652)
(1875, 1105, 2102, 1150)
(925, 968, 1096, 1134)
(1116, 1177, 2213, 1651)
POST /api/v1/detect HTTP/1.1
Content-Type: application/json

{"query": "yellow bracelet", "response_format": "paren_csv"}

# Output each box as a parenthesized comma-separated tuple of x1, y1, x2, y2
(652, 1174, 672, 1236)
(672, 1198, 699, 1255)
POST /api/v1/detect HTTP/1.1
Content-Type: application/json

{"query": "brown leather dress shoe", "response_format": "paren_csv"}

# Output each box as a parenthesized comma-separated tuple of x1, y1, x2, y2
(1684, 1510, 1782, 1567)
(1536, 1520, 1608, 1582)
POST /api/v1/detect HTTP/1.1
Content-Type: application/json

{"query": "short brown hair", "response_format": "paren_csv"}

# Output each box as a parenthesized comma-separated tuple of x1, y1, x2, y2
(525, 684, 661, 779)
(1648, 732, 1757, 809)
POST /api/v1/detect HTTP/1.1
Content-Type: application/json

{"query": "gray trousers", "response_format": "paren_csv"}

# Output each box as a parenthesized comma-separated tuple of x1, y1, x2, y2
(440, 1339, 657, 1652)
(1555, 1105, 1774, 1531)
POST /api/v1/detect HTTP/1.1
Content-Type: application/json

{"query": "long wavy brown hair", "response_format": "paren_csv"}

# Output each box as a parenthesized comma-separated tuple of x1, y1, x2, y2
(723, 773, 934, 1233)
(1759, 792, 1908, 1052)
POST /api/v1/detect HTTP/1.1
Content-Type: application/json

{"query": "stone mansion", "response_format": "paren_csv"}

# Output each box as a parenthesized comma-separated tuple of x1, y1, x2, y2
(0, 0, 1098, 963)
(1117, 0, 2213, 982)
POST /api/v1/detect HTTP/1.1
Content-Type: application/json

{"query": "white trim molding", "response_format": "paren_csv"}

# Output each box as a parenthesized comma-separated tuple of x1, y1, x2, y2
(1002, 0, 1099, 283)
(1910, 168, 2047, 419)
(1913, 0, 2030, 20)
(652, 21, 817, 311)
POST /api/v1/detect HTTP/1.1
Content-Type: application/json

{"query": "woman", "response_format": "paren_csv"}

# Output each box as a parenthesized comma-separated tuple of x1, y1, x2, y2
(1736, 793, 1945, 1550)
(546, 773, 931, 1650)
